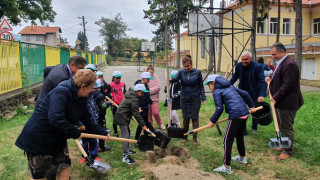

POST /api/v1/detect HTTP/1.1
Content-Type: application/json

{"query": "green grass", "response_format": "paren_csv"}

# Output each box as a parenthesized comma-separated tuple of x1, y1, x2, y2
(1, 92, 320, 179)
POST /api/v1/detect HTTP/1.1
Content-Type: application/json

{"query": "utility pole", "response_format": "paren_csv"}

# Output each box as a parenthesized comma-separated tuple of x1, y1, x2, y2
(101, 40, 104, 54)
(78, 16, 88, 55)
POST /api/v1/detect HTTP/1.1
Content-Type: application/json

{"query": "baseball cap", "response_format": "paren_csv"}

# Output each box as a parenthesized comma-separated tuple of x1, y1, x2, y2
(170, 70, 178, 77)
(96, 71, 103, 77)
(85, 64, 97, 71)
(204, 74, 220, 85)
(112, 71, 123, 77)
(141, 72, 155, 80)
(134, 84, 149, 93)
(94, 79, 102, 88)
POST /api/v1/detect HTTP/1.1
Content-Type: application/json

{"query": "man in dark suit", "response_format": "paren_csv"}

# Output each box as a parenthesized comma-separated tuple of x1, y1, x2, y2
(266, 42, 303, 160)
(230, 51, 267, 134)
(35, 55, 87, 108)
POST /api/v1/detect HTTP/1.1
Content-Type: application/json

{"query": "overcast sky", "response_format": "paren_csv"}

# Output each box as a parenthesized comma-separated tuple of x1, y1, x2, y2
(11, 0, 222, 50)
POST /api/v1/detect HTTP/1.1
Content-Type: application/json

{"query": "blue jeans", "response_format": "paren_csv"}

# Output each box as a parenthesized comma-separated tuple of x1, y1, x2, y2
(82, 138, 98, 159)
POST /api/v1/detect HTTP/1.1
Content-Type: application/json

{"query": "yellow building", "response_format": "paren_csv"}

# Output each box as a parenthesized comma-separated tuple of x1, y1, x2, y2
(172, 0, 320, 80)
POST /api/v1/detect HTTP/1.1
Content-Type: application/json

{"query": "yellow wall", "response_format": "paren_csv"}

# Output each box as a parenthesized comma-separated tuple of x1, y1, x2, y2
(70, 50, 77, 57)
(88, 53, 92, 64)
(0, 41, 22, 94)
(45, 45, 60, 66)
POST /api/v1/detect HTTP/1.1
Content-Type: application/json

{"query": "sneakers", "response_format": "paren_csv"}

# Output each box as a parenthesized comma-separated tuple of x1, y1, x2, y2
(231, 156, 248, 164)
(79, 157, 87, 163)
(129, 150, 136, 155)
(159, 124, 166, 130)
(213, 164, 232, 174)
(94, 157, 102, 162)
(114, 133, 119, 137)
(122, 155, 135, 164)
(252, 129, 258, 134)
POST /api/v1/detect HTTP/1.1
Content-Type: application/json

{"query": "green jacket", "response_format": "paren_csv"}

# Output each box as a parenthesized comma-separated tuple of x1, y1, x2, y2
(114, 88, 146, 127)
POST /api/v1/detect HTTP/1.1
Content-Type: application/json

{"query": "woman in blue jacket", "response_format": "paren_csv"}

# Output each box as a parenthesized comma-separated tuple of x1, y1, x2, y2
(15, 69, 110, 180)
(171, 55, 206, 145)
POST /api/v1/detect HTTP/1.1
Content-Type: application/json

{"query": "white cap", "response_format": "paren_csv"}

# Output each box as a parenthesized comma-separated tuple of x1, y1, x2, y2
(204, 74, 221, 85)
(96, 71, 103, 77)
(134, 84, 149, 93)
(85, 64, 97, 71)
(141, 72, 155, 80)
(112, 71, 123, 77)
(94, 79, 102, 88)
(170, 70, 178, 77)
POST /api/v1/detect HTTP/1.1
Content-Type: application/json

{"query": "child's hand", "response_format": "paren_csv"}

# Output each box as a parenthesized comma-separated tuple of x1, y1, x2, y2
(142, 126, 148, 131)
(79, 125, 86, 131)
(203, 100, 207, 105)
(208, 122, 215, 128)
(139, 108, 143, 112)
(104, 134, 110, 141)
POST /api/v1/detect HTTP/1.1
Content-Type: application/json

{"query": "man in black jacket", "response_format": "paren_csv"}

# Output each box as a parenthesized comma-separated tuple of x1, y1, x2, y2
(35, 55, 86, 108)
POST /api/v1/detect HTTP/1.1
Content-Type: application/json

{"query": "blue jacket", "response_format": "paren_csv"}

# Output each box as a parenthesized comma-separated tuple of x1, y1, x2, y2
(210, 76, 255, 123)
(15, 79, 108, 155)
(229, 61, 267, 101)
(171, 68, 206, 101)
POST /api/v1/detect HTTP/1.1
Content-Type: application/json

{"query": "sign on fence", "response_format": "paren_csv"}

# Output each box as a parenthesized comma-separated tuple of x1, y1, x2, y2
(0, 31, 13, 44)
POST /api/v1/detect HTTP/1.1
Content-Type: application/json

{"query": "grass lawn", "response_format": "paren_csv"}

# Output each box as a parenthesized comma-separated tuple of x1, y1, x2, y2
(0, 91, 320, 179)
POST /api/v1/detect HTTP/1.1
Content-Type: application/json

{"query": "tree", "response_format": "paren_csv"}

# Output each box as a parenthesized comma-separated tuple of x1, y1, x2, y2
(95, 13, 131, 57)
(92, 46, 103, 54)
(294, 0, 302, 78)
(60, 36, 68, 45)
(276, 0, 281, 42)
(76, 31, 89, 51)
(0, 0, 56, 25)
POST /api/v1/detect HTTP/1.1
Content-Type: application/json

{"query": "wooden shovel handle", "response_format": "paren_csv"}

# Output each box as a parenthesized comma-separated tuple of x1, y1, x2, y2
(75, 139, 88, 158)
(183, 106, 263, 136)
(105, 96, 156, 137)
(224, 64, 230, 79)
(267, 82, 280, 132)
(81, 133, 137, 143)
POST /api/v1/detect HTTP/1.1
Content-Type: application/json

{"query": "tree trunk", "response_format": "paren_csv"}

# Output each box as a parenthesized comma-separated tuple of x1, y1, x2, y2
(208, 0, 214, 71)
(217, 0, 224, 72)
(164, 0, 171, 125)
(177, 14, 181, 68)
(295, 0, 302, 78)
(250, 0, 257, 61)
(276, 0, 281, 42)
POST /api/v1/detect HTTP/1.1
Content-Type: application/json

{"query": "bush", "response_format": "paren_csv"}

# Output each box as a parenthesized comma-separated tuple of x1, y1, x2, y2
(105, 54, 112, 64)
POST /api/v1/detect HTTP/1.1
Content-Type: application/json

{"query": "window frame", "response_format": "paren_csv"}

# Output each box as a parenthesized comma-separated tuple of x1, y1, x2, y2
(283, 18, 291, 35)
(313, 18, 320, 35)
(270, 17, 278, 35)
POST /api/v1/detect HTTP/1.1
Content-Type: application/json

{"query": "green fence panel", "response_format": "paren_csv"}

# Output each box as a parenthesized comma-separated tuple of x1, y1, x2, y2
(60, 49, 70, 64)
(77, 51, 82, 56)
(20, 42, 46, 86)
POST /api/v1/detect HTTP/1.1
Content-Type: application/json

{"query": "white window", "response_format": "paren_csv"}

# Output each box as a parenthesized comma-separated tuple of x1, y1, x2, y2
(26, 36, 30, 41)
(283, 18, 291, 34)
(256, 20, 266, 34)
(36, 36, 41, 41)
(313, 18, 320, 34)
(270, 18, 278, 34)
(200, 37, 206, 58)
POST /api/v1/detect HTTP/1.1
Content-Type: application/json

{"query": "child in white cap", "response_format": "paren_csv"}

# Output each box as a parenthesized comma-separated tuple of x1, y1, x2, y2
(204, 74, 256, 174)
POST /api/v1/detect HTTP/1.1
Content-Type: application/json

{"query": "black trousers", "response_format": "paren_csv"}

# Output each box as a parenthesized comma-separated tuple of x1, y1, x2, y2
(135, 108, 155, 140)
(223, 118, 247, 166)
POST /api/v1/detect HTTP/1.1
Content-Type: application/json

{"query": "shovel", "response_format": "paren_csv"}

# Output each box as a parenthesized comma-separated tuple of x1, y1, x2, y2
(184, 106, 264, 136)
(75, 139, 110, 173)
(81, 133, 155, 152)
(105, 96, 156, 137)
(267, 82, 292, 149)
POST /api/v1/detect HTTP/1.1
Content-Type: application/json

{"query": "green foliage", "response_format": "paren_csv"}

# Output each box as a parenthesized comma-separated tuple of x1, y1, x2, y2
(60, 36, 68, 45)
(75, 31, 89, 51)
(105, 54, 112, 64)
(0, 0, 56, 25)
(92, 46, 103, 54)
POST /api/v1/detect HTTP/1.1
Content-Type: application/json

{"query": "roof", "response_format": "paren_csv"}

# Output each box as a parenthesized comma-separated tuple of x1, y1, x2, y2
(19, 26, 62, 35)
(173, 30, 188, 39)
(226, 0, 320, 9)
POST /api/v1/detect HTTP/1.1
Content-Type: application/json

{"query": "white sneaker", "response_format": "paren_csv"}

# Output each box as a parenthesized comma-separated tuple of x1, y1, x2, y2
(122, 155, 135, 165)
(213, 164, 232, 174)
(231, 155, 248, 164)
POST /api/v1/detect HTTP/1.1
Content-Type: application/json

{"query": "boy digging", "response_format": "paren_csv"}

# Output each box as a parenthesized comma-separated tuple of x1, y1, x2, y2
(205, 74, 256, 174)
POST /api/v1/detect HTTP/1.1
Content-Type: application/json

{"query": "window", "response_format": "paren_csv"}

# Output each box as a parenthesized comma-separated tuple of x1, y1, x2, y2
(256, 20, 266, 34)
(26, 36, 30, 41)
(270, 18, 278, 34)
(313, 18, 320, 34)
(200, 37, 206, 58)
(36, 36, 41, 41)
(283, 18, 291, 34)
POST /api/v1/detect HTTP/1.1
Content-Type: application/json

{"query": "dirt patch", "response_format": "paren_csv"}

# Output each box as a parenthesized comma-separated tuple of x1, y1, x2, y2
(140, 146, 224, 180)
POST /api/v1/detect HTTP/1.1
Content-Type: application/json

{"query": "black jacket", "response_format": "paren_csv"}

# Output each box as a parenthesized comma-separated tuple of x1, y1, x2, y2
(36, 64, 72, 108)
(134, 80, 153, 108)
(16, 79, 108, 155)
(164, 82, 181, 110)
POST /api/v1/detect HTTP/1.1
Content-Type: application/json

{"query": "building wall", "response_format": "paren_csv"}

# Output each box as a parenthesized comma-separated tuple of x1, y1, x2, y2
(45, 33, 59, 47)
(21, 35, 44, 45)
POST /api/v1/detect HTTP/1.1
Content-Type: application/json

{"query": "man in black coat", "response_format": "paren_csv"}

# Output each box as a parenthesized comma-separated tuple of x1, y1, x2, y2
(230, 51, 267, 134)
(35, 55, 86, 108)
(266, 42, 304, 160)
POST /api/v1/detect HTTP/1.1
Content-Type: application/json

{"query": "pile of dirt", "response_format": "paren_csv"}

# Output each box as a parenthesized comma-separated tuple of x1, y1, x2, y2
(141, 146, 224, 180)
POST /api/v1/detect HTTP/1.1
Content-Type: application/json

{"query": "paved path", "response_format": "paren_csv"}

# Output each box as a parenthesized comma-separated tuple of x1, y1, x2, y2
(99, 65, 320, 101)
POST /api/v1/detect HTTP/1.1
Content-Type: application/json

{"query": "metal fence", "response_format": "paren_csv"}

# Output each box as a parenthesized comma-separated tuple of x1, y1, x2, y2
(0, 40, 106, 94)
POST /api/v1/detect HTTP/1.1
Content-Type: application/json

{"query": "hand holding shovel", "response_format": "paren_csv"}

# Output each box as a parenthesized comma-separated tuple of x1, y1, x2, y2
(184, 106, 263, 136)
(105, 96, 156, 138)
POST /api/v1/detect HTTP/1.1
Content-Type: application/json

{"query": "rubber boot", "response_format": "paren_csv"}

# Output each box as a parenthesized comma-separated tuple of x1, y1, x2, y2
(182, 119, 190, 143)
(192, 119, 199, 145)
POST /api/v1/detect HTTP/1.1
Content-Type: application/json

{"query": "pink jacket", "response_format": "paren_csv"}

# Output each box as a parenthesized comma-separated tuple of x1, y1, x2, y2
(110, 81, 126, 105)
(148, 75, 161, 102)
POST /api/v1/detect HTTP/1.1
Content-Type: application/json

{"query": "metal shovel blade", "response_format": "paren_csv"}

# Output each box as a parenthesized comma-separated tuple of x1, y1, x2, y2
(86, 159, 111, 173)
(269, 137, 292, 149)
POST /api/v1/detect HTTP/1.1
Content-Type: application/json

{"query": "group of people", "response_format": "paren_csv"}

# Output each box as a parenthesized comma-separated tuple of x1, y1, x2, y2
(15, 42, 303, 178)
